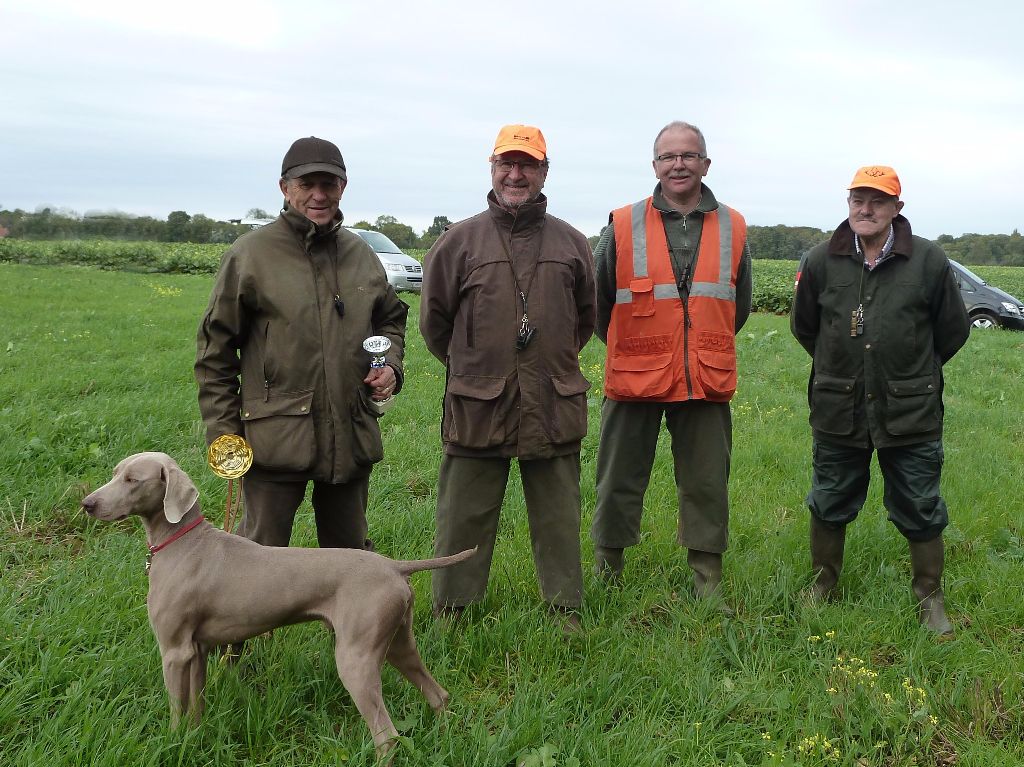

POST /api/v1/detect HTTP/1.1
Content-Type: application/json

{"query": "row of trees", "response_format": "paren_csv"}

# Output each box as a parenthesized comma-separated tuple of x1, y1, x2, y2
(2, 206, 1022, 265)
(348, 215, 453, 250)
(0, 207, 454, 249)
(0, 207, 251, 244)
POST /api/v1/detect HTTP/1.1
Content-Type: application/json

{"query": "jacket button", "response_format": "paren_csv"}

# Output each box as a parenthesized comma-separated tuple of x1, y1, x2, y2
(867, 393, 874, 400)
(301, 406, 307, 412)
(243, 411, 250, 417)
(864, 343, 871, 350)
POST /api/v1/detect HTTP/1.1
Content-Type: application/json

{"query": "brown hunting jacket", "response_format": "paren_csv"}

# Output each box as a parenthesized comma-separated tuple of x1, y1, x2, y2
(420, 192, 596, 458)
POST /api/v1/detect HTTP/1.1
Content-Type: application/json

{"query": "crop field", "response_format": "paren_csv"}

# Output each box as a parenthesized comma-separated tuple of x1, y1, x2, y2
(4, 238, 1024, 317)
(2, 260, 1023, 766)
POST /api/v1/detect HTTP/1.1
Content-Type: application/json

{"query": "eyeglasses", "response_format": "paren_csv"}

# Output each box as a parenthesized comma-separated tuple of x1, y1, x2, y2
(655, 152, 706, 165)
(493, 158, 544, 173)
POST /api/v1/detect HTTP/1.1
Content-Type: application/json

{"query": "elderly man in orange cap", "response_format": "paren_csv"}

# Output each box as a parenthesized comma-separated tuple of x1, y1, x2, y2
(420, 125, 596, 631)
(790, 166, 970, 635)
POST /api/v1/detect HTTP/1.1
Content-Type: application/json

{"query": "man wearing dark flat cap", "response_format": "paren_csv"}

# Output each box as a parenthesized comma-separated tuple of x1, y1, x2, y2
(196, 136, 408, 550)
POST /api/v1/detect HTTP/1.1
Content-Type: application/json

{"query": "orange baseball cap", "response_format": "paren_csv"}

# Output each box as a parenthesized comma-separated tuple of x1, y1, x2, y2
(492, 124, 547, 161)
(847, 165, 901, 197)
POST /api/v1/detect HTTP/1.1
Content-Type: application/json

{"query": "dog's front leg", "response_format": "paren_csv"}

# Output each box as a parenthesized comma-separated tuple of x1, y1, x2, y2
(161, 644, 200, 726)
(187, 642, 209, 722)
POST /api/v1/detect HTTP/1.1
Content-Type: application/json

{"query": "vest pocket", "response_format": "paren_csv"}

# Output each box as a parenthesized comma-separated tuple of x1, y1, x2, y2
(629, 277, 655, 317)
(809, 374, 856, 436)
(242, 389, 315, 472)
(443, 374, 508, 448)
(885, 375, 941, 436)
(549, 371, 592, 443)
(606, 351, 674, 398)
(695, 347, 737, 401)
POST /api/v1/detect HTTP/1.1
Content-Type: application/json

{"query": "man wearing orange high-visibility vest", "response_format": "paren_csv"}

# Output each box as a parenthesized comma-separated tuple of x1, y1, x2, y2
(591, 121, 751, 611)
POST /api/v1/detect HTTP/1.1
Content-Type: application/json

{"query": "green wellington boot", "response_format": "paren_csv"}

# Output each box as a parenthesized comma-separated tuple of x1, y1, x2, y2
(594, 545, 624, 581)
(687, 549, 733, 616)
(809, 516, 846, 601)
(909, 537, 954, 636)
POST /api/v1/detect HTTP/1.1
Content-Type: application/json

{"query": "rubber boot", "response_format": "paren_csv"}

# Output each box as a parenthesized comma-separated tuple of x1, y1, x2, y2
(549, 605, 582, 636)
(594, 545, 624, 581)
(909, 537, 954, 636)
(809, 516, 846, 601)
(687, 549, 733, 616)
(432, 604, 466, 627)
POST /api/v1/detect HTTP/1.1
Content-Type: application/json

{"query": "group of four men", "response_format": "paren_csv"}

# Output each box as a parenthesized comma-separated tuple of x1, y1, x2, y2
(194, 122, 969, 637)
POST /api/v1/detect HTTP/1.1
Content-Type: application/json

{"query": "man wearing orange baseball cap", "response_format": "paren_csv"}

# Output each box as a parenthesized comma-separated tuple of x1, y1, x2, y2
(790, 165, 970, 635)
(420, 125, 596, 632)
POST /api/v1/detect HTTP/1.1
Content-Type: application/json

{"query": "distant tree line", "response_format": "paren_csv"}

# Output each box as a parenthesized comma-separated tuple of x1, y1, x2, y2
(1, 206, 1021, 266)
(0, 207, 250, 244)
(348, 215, 452, 250)
(589, 224, 1024, 267)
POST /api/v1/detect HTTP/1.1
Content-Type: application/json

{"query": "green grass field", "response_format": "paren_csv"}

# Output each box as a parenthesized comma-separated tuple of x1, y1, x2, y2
(2, 262, 1023, 766)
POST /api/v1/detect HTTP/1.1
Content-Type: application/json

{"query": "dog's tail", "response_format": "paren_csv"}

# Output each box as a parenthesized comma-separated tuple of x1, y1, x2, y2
(394, 547, 477, 576)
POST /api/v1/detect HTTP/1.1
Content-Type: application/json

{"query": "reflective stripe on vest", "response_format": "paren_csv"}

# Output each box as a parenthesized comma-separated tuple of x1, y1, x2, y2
(614, 199, 737, 304)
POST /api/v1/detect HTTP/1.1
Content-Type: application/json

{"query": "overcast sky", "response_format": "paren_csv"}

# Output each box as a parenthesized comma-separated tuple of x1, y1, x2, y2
(2, 0, 1022, 240)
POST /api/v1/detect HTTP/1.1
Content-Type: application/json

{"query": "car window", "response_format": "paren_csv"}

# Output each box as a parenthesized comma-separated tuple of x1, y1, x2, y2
(352, 229, 403, 254)
(949, 259, 986, 286)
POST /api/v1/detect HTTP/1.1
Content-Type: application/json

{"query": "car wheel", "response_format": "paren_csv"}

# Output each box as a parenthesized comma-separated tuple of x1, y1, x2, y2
(970, 312, 999, 329)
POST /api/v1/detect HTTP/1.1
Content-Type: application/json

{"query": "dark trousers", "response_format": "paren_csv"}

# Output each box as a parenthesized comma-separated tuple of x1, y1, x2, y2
(432, 453, 583, 610)
(592, 397, 732, 553)
(239, 474, 370, 548)
(807, 438, 948, 542)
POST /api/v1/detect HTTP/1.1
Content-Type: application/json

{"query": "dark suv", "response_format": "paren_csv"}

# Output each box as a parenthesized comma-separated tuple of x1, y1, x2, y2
(948, 259, 1024, 330)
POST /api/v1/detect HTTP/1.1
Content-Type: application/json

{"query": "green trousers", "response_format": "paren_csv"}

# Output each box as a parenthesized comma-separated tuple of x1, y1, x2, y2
(432, 453, 583, 610)
(592, 397, 732, 553)
(240, 474, 370, 548)
(807, 438, 948, 542)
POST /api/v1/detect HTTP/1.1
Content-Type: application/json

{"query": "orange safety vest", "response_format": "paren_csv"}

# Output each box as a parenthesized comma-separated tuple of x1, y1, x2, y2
(604, 197, 746, 402)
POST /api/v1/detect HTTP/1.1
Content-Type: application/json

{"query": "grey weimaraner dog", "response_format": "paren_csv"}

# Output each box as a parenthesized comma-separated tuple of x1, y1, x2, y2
(81, 451, 474, 758)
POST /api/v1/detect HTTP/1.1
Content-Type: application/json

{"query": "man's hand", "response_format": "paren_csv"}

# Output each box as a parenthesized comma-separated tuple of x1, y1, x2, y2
(364, 365, 397, 401)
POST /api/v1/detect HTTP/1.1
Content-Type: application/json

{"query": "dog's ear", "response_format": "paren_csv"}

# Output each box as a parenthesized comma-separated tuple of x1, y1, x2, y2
(161, 461, 199, 524)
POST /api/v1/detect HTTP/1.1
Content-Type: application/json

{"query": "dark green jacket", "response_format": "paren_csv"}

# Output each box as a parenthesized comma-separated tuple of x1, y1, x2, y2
(790, 215, 969, 448)
(195, 207, 408, 482)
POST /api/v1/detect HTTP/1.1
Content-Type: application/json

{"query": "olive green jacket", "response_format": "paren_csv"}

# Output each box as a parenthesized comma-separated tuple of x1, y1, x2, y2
(195, 207, 408, 482)
(790, 215, 969, 448)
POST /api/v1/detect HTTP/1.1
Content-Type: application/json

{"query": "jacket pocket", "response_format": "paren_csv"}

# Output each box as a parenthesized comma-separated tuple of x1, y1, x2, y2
(549, 371, 592, 443)
(885, 375, 941, 436)
(241, 389, 315, 472)
(606, 351, 674, 398)
(695, 347, 736, 401)
(351, 389, 384, 467)
(443, 374, 508, 449)
(809, 374, 856, 436)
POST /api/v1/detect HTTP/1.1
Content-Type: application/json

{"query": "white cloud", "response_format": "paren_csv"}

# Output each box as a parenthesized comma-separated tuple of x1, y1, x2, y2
(1, 0, 1021, 238)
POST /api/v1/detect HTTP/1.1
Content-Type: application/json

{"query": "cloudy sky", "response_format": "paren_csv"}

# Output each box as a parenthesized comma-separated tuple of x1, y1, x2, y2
(2, 0, 1021, 240)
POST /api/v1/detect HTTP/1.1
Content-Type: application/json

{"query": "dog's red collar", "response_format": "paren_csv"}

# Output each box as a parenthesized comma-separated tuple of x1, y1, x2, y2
(146, 516, 205, 574)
